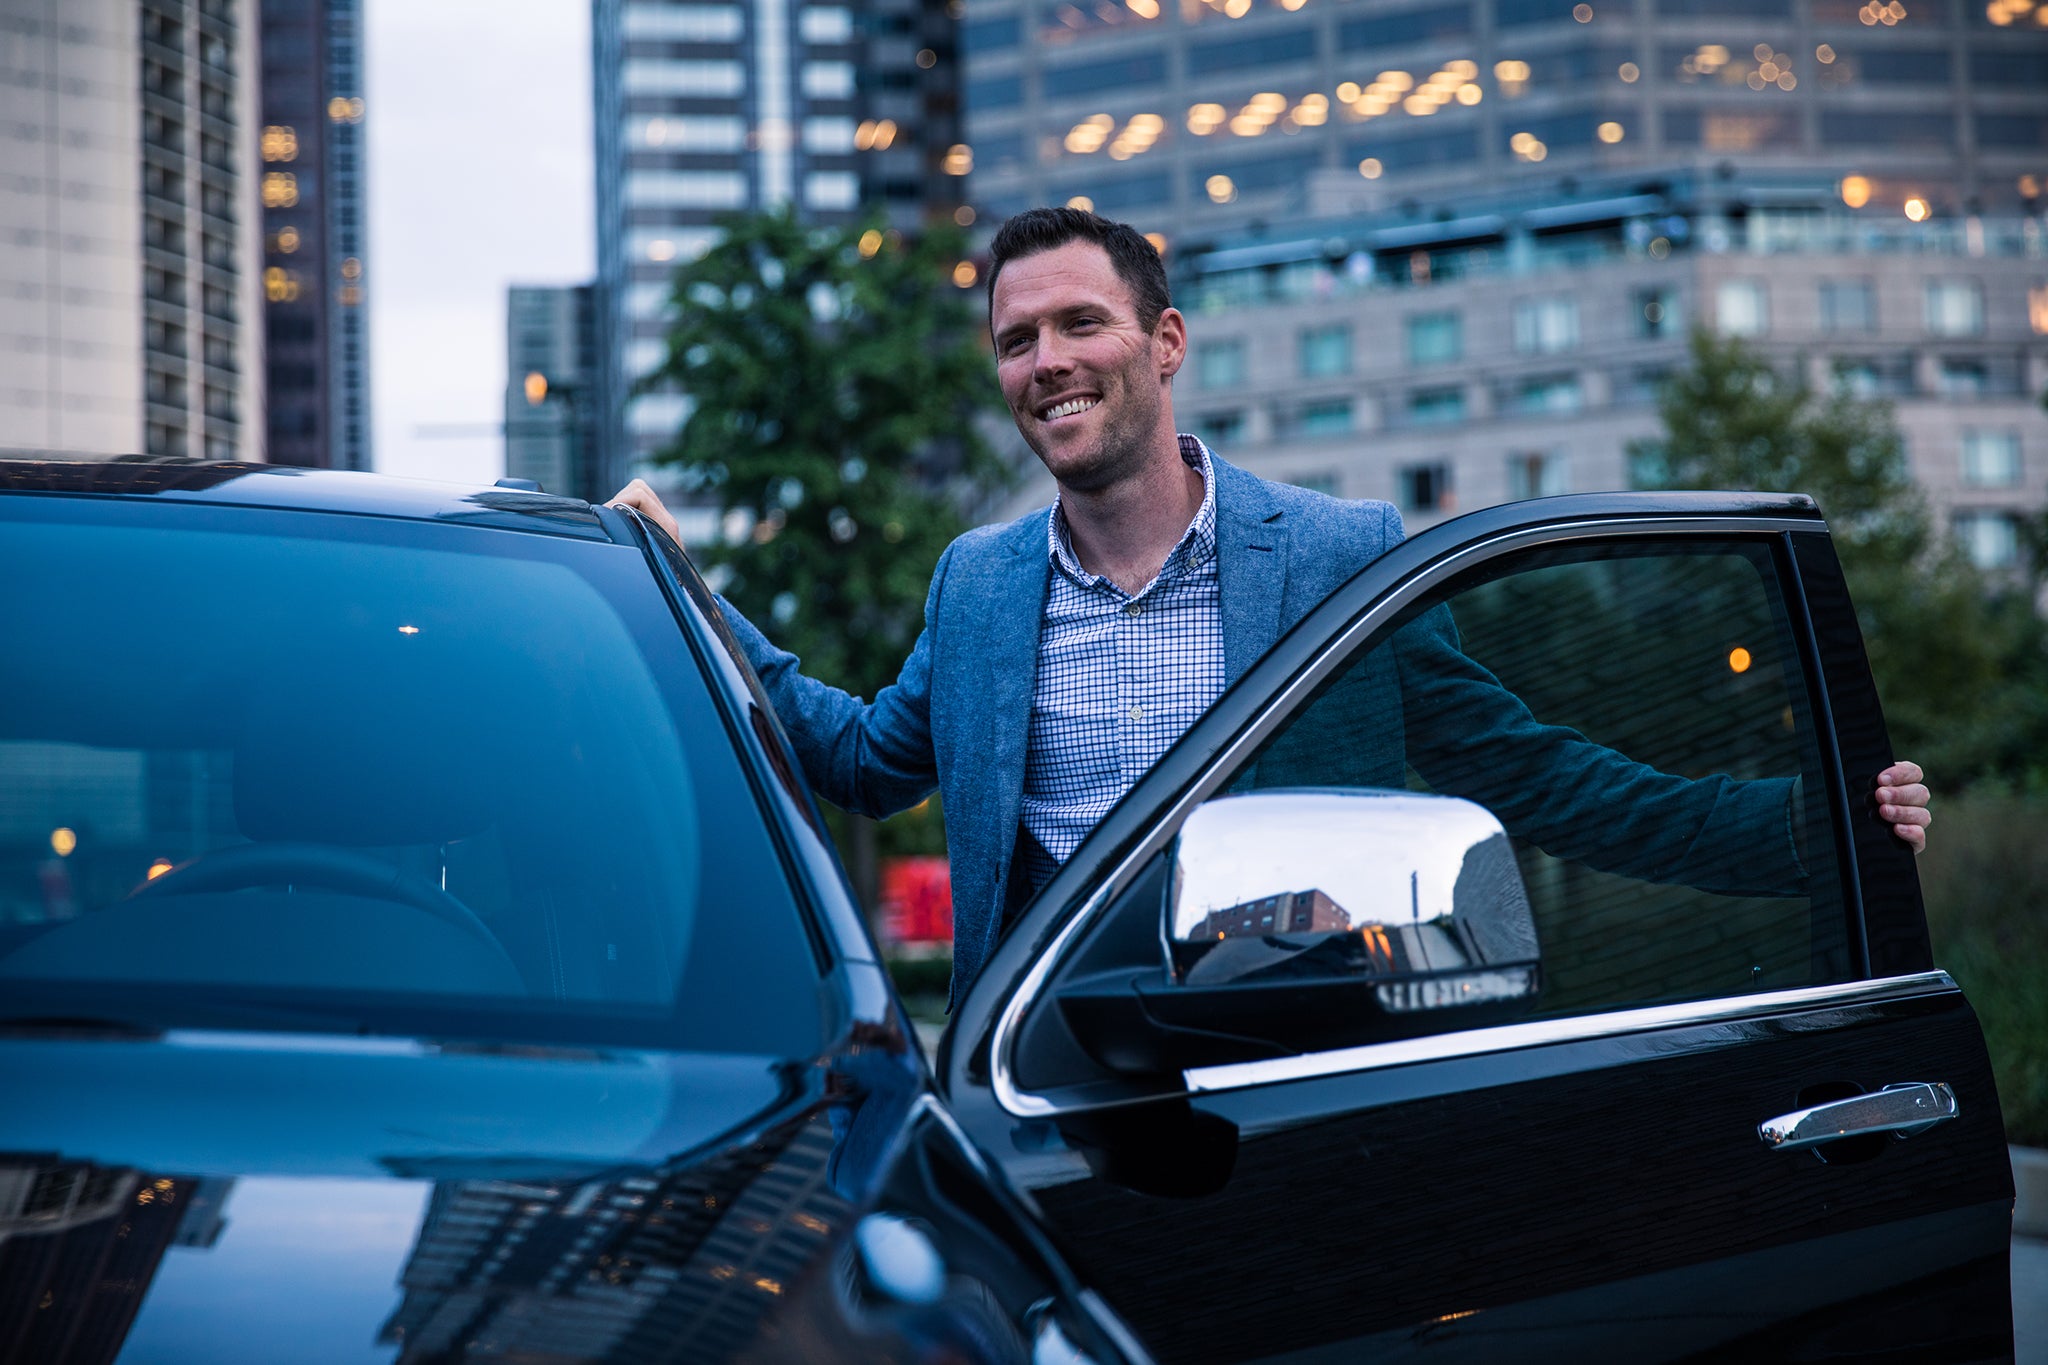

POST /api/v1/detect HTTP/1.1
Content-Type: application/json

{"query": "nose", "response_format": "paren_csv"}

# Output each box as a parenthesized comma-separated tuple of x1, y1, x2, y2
(1031, 326, 1075, 383)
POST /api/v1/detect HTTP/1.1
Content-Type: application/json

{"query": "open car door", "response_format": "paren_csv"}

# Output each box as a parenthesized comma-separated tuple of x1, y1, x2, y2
(943, 492, 2013, 1363)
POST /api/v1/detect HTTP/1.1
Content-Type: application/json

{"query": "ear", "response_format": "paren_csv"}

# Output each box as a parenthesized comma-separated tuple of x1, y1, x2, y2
(1153, 307, 1188, 381)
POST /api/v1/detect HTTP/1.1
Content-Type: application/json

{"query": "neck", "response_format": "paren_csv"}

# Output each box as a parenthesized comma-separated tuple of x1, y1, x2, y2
(1061, 437, 1204, 596)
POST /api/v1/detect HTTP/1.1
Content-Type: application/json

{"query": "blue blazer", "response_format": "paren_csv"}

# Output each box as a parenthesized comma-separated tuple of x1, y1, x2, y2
(721, 458, 1406, 1003)
(723, 457, 1804, 1006)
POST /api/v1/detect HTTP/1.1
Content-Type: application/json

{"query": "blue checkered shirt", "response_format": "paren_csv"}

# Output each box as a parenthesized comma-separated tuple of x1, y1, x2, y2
(1017, 435, 1225, 891)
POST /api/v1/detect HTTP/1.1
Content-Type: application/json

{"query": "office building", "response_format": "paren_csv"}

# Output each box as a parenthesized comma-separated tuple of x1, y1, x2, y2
(960, 0, 2047, 233)
(0, 0, 263, 462)
(591, 0, 969, 500)
(256, 0, 370, 469)
(1133, 170, 2048, 562)
(504, 284, 604, 499)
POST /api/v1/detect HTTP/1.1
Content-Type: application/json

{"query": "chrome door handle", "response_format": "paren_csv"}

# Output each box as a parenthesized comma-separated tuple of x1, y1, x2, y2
(1758, 1082, 1957, 1151)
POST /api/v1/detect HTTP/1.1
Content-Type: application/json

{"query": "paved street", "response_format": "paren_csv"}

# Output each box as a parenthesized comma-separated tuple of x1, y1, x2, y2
(2018, 1236, 2046, 1362)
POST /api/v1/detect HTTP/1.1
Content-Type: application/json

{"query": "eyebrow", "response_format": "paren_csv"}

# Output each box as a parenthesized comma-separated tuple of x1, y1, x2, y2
(991, 299, 1114, 351)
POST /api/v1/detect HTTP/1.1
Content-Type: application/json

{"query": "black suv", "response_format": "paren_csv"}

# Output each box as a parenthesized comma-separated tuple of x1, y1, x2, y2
(0, 461, 2015, 1363)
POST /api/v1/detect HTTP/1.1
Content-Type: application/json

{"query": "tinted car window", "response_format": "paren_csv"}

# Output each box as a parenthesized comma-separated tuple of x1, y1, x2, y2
(1221, 538, 1850, 1019)
(0, 500, 825, 1055)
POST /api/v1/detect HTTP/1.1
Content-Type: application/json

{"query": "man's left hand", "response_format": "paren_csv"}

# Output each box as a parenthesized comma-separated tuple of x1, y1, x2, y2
(1877, 761, 1931, 855)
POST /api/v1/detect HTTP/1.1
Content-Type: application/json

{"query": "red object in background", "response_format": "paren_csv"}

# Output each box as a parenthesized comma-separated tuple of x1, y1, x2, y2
(879, 856, 953, 946)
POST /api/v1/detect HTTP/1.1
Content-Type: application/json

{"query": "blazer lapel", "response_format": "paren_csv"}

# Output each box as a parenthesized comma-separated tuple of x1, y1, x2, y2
(1214, 459, 1290, 685)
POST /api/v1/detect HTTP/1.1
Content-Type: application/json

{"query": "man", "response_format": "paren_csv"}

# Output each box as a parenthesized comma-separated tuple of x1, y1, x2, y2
(612, 207, 1932, 1006)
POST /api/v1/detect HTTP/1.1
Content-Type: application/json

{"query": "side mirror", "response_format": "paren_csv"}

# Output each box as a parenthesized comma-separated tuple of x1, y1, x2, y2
(1056, 790, 1542, 1075)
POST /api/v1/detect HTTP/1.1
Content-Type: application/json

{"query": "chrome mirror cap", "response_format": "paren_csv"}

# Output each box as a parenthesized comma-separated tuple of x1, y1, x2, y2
(1167, 789, 1540, 1006)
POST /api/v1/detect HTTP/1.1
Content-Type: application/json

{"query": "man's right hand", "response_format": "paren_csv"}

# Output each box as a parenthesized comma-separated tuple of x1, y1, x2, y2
(606, 478, 684, 545)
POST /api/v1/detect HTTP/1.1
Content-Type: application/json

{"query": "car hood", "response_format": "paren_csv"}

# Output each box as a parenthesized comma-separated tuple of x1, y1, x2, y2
(0, 1029, 922, 1364)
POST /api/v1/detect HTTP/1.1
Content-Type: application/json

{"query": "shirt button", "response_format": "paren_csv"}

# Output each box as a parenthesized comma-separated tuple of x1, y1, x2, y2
(1123, 601, 1143, 617)
(1128, 703, 1145, 723)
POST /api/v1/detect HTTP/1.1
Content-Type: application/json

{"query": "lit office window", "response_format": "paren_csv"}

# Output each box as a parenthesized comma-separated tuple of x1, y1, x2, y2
(621, 5, 744, 41)
(1955, 511, 2020, 570)
(1714, 280, 1769, 337)
(801, 118, 856, 154)
(1406, 311, 1462, 365)
(630, 115, 748, 151)
(1196, 339, 1247, 389)
(1926, 280, 1985, 337)
(628, 227, 723, 263)
(1299, 325, 1352, 378)
(621, 60, 746, 96)
(799, 6, 853, 43)
(1819, 279, 1876, 333)
(1507, 451, 1569, 500)
(1961, 431, 2023, 488)
(805, 171, 860, 209)
(624, 169, 750, 208)
(801, 62, 856, 99)
(1513, 296, 1579, 353)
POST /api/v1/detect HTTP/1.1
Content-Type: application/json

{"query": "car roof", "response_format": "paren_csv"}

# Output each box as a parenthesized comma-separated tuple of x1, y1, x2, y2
(0, 458, 615, 542)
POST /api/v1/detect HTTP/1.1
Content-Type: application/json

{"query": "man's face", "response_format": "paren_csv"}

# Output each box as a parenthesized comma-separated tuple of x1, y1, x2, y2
(989, 240, 1186, 493)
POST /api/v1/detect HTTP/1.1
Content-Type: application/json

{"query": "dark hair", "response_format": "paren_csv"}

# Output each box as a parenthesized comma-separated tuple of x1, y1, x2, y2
(985, 207, 1171, 333)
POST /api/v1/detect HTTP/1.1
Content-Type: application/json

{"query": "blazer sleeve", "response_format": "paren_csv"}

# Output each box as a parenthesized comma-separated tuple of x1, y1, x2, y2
(1395, 606, 1808, 897)
(716, 546, 948, 820)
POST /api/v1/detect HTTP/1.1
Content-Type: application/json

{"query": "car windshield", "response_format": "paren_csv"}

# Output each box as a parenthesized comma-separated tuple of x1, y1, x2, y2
(0, 497, 826, 1055)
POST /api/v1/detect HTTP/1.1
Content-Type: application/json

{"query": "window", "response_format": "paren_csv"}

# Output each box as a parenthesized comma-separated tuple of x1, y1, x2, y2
(1291, 470, 1342, 495)
(1960, 431, 2022, 488)
(1042, 52, 1166, 97)
(1406, 312, 1462, 366)
(629, 115, 747, 151)
(963, 14, 1021, 52)
(623, 170, 750, 208)
(1715, 281, 1769, 337)
(1955, 511, 2020, 570)
(798, 6, 853, 43)
(1187, 30, 1315, 75)
(620, 59, 746, 97)
(1513, 297, 1579, 354)
(1633, 288, 1680, 339)
(1406, 386, 1467, 426)
(1300, 325, 1352, 379)
(803, 117, 856, 154)
(1938, 358, 1987, 398)
(621, 4, 744, 41)
(1196, 340, 1247, 390)
(1819, 280, 1876, 334)
(1830, 355, 1915, 398)
(1399, 462, 1453, 511)
(1508, 374, 1583, 415)
(1290, 399, 1354, 437)
(1926, 280, 1985, 337)
(805, 171, 859, 209)
(1507, 451, 1569, 500)
(1192, 410, 1245, 448)
(1211, 538, 1847, 1022)
(801, 62, 855, 99)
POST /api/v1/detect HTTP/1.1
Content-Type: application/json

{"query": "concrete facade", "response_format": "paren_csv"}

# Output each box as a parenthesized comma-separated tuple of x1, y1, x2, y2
(0, 0, 263, 464)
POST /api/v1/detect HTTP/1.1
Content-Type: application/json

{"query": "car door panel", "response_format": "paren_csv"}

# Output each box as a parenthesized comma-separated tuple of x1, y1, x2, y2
(945, 495, 2013, 1363)
(1027, 986, 2008, 1362)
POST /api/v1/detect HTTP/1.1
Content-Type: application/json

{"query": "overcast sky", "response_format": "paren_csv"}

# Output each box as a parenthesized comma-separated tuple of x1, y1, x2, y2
(364, 0, 593, 484)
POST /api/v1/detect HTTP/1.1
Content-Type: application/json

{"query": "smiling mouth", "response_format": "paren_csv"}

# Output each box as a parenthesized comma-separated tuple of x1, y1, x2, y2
(1040, 397, 1098, 421)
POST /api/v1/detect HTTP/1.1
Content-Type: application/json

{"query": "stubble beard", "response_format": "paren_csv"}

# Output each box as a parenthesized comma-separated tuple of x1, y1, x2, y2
(1023, 367, 1163, 497)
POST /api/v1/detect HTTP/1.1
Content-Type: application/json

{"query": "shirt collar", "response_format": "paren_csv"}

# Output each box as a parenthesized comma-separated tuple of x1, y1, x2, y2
(1048, 435, 1219, 592)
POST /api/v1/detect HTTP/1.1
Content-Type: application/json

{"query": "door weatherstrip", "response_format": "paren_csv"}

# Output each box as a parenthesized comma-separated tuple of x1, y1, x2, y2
(1184, 970, 1957, 1094)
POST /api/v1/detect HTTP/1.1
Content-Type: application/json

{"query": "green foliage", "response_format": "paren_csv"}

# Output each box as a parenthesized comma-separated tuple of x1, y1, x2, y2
(1632, 330, 2048, 794)
(644, 207, 1011, 702)
(1920, 793, 2048, 1147)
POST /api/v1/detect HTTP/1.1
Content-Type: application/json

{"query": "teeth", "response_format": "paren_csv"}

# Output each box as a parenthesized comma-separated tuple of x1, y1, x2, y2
(1043, 398, 1097, 420)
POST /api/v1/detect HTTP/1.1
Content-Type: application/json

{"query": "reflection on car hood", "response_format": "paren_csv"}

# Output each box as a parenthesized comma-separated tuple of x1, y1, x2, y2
(0, 1032, 911, 1364)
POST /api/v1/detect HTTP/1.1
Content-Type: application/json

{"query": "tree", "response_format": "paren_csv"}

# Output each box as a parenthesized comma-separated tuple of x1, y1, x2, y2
(642, 208, 1014, 902)
(1631, 330, 2048, 792)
